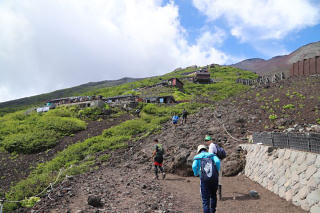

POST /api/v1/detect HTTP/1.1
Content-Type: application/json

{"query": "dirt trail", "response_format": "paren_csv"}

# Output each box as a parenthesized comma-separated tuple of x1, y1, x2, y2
(163, 174, 305, 213)
(33, 160, 306, 213)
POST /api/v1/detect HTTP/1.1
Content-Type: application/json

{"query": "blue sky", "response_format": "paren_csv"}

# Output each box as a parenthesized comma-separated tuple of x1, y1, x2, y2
(173, 0, 320, 60)
(0, 0, 320, 102)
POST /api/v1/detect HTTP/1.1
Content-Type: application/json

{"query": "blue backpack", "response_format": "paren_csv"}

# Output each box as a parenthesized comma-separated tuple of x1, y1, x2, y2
(196, 155, 219, 184)
(216, 145, 226, 160)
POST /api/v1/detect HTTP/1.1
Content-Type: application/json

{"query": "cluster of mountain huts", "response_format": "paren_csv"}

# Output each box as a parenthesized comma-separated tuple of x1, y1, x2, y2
(35, 67, 215, 113)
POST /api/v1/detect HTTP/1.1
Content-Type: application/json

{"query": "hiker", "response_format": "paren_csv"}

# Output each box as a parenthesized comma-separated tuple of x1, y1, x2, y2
(172, 114, 179, 128)
(205, 135, 227, 200)
(135, 108, 141, 117)
(182, 109, 188, 124)
(151, 139, 166, 180)
(192, 145, 220, 213)
(205, 135, 226, 159)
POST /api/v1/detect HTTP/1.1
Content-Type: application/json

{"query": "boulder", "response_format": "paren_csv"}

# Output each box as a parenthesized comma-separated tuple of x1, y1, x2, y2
(223, 160, 243, 176)
(248, 190, 259, 198)
(168, 148, 193, 176)
(88, 195, 103, 208)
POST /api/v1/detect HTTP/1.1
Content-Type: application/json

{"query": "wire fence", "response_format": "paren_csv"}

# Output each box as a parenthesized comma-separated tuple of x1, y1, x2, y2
(253, 132, 320, 154)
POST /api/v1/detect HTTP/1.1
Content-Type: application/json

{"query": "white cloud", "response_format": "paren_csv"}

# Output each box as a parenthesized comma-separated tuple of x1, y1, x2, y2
(197, 27, 227, 49)
(0, 0, 231, 102)
(192, 0, 320, 41)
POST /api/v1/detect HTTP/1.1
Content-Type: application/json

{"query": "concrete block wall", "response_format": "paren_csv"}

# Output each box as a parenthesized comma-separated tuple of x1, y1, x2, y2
(241, 144, 320, 212)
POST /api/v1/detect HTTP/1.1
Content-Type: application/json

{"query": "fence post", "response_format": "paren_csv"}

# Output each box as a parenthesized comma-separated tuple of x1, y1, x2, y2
(307, 133, 311, 152)
(0, 198, 4, 213)
(271, 132, 274, 147)
(286, 133, 289, 149)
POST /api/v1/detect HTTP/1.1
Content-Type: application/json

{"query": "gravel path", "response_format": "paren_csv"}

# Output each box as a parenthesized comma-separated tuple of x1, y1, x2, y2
(31, 162, 306, 213)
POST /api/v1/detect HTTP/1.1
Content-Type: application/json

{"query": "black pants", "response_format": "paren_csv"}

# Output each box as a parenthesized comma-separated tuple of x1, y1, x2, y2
(154, 156, 163, 176)
(182, 115, 187, 123)
(154, 165, 164, 176)
(200, 180, 218, 213)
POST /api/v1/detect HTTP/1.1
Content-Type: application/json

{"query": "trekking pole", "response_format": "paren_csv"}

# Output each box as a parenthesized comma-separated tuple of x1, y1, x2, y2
(218, 184, 222, 200)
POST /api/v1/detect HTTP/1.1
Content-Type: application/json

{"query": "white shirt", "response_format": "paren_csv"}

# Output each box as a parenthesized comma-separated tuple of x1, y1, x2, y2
(208, 143, 217, 154)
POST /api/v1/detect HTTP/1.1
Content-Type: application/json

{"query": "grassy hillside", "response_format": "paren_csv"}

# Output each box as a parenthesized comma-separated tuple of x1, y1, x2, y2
(0, 107, 88, 154)
(85, 65, 256, 101)
(0, 77, 141, 116)
(2, 65, 257, 211)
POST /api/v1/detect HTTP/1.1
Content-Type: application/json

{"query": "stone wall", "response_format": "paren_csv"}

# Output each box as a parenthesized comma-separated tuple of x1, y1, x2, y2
(241, 144, 320, 212)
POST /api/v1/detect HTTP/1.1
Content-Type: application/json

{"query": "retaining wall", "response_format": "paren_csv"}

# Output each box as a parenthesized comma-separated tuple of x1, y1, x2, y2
(241, 144, 320, 212)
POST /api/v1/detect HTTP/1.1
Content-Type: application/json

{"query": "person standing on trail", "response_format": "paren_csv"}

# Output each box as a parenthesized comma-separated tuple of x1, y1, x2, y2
(135, 108, 141, 117)
(205, 135, 226, 160)
(182, 109, 188, 124)
(205, 135, 226, 201)
(192, 145, 220, 213)
(151, 139, 166, 180)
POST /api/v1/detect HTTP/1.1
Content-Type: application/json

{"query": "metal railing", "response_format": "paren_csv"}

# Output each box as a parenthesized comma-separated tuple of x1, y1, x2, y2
(253, 132, 320, 153)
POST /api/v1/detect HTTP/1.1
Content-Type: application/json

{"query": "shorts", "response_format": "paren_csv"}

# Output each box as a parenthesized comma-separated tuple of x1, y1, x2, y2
(154, 161, 163, 167)
(173, 120, 178, 124)
(154, 156, 163, 165)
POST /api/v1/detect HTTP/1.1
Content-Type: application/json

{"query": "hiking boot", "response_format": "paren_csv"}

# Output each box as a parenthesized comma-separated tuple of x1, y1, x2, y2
(154, 175, 159, 180)
(162, 173, 166, 180)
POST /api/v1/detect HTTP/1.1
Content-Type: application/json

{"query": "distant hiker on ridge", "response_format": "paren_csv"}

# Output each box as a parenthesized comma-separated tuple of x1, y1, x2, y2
(192, 144, 220, 213)
(182, 109, 188, 124)
(172, 113, 179, 128)
(151, 139, 166, 180)
(135, 108, 141, 117)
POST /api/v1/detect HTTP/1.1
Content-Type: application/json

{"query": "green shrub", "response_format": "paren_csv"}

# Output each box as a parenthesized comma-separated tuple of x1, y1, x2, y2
(282, 104, 295, 110)
(21, 196, 41, 208)
(269, 114, 278, 120)
(78, 107, 103, 120)
(103, 119, 149, 137)
(98, 154, 111, 162)
(45, 107, 76, 117)
(0, 109, 86, 154)
(39, 117, 86, 135)
(273, 98, 280, 103)
(3, 130, 59, 154)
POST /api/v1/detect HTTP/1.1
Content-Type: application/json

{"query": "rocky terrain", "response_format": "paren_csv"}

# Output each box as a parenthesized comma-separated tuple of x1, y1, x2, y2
(6, 72, 320, 212)
(26, 106, 306, 213)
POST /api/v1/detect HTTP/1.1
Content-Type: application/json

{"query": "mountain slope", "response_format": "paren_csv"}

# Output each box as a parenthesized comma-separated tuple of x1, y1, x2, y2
(232, 41, 320, 76)
(0, 77, 141, 115)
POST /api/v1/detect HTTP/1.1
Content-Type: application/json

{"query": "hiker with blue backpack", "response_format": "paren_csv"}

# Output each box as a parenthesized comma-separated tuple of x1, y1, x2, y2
(193, 144, 220, 213)
(172, 114, 179, 128)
